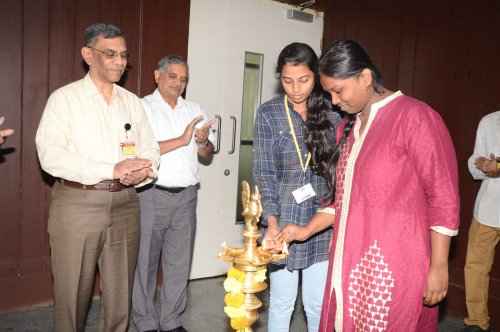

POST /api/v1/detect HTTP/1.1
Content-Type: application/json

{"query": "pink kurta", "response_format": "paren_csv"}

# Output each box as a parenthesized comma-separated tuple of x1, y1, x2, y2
(319, 92, 460, 332)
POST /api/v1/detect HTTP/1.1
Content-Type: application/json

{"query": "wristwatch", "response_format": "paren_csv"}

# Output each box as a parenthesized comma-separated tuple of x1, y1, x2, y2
(198, 139, 209, 148)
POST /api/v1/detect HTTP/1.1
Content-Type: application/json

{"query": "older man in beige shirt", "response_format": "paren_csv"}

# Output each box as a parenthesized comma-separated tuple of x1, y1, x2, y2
(36, 23, 160, 332)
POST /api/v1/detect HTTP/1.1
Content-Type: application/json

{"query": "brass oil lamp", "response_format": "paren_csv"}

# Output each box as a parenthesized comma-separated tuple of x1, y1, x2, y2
(218, 181, 287, 331)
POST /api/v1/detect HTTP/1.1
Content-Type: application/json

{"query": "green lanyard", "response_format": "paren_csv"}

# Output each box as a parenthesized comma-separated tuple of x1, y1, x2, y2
(284, 95, 311, 174)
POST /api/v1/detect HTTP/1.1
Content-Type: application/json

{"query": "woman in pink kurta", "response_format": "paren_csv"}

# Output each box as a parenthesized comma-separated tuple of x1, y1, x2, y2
(277, 40, 460, 331)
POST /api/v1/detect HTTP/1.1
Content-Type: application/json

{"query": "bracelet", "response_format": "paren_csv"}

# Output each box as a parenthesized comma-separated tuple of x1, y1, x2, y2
(198, 139, 209, 148)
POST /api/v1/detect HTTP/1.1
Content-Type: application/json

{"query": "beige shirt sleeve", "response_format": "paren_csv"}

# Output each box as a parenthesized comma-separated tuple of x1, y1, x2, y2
(36, 88, 114, 184)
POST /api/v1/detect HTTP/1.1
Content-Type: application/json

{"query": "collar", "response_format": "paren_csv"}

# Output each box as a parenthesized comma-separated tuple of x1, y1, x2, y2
(357, 90, 403, 119)
(83, 73, 118, 101)
(151, 88, 185, 109)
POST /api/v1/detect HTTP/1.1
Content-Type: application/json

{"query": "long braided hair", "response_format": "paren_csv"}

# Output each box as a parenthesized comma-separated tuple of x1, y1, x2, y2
(275, 43, 334, 179)
(319, 40, 383, 205)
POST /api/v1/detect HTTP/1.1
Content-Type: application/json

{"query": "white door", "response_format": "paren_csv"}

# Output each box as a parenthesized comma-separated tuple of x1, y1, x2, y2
(187, 0, 324, 278)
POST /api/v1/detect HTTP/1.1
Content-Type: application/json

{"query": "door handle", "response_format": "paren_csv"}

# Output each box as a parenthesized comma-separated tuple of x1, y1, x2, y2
(213, 115, 221, 154)
(228, 115, 236, 155)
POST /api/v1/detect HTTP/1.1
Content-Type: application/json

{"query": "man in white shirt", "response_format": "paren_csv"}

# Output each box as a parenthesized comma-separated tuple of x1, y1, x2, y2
(36, 23, 160, 332)
(461, 111, 500, 332)
(132, 55, 215, 332)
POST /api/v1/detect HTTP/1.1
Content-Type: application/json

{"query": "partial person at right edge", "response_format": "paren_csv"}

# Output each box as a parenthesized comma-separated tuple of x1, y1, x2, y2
(460, 110, 500, 332)
(132, 55, 215, 332)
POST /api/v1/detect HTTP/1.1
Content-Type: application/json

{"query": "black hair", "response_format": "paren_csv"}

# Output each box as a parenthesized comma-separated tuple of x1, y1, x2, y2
(84, 23, 124, 46)
(319, 39, 383, 205)
(276, 43, 334, 178)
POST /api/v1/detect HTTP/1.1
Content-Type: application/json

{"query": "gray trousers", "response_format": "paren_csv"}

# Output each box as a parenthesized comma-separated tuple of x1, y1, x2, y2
(132, 185, 197, 331)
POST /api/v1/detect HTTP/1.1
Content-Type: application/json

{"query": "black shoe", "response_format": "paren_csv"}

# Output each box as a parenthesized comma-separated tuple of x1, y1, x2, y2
(144, 330, 157, 332)
(459, 325, 492, 332)
(161, 327, 188, 332)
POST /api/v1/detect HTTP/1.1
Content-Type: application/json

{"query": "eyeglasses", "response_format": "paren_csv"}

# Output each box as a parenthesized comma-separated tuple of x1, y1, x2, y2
(86, 45, 131, 60)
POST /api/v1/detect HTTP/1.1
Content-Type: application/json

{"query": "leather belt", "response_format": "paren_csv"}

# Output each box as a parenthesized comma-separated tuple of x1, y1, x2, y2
(58, 179, 130, 192)
(154, 185, 187, 193)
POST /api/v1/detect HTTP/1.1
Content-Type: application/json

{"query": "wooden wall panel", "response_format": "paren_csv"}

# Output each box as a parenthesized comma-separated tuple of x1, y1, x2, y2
(354, 0, 388, 71)
(379, 0, 403, 92)
(480, 2, 500, 117)
(100, 0, 124, 25)
(0, 0, 22, 280)
(19, 0, 51, 276)
(48, 0, 77, 92)
(412, 1, 441, 102)
(139, 0, 191, 97)
(322, 4, 345, 45)
(0, 0, 190, 313)
(119, 0, 142, 94)
(396, 0, 419, 95)
(322, 0, 403, 92)
(74, 0, 100, 80)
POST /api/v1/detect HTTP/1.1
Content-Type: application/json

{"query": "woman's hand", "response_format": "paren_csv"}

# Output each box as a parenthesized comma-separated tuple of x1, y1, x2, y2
(423, 263, 448, 306)
(262, 216, 283, 254)
(276, 224, 311, 243)
(276, 211, 335, 244)
(424, 231, 451, 306)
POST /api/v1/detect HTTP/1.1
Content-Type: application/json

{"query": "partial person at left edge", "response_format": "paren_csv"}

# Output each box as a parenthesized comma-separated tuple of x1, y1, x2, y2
(0, 116, 14, 145)
(35, 23, 160, 332)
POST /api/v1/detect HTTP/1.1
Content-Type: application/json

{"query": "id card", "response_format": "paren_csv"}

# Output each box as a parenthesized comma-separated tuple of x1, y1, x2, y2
(292, 183, 316, 204)
(120, 141, 136, 158)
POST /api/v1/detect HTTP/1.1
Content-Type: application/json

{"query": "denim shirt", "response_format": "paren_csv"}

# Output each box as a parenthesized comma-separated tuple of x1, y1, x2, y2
(252, 94, 341, 270)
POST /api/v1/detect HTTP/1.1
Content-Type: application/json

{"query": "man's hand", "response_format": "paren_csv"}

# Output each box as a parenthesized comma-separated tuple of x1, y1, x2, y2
(475, 153, 500, 177)
(180, 116, 204, 146)
(113, 158, 152, 179)
(119, 167, 155, 186)
(0, 116, 14, 145)
(194, 118, 216, 145)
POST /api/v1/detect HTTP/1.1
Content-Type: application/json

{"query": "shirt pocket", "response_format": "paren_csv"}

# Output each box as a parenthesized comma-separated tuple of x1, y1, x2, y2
(275, 126, 299, 171)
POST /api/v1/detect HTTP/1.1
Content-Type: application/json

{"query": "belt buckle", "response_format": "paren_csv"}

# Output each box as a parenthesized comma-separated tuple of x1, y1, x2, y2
(108, 182, 121, 192)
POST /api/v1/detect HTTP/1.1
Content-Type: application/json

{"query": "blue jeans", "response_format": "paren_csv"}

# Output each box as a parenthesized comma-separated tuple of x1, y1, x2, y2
(268, 260, 329, 332)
